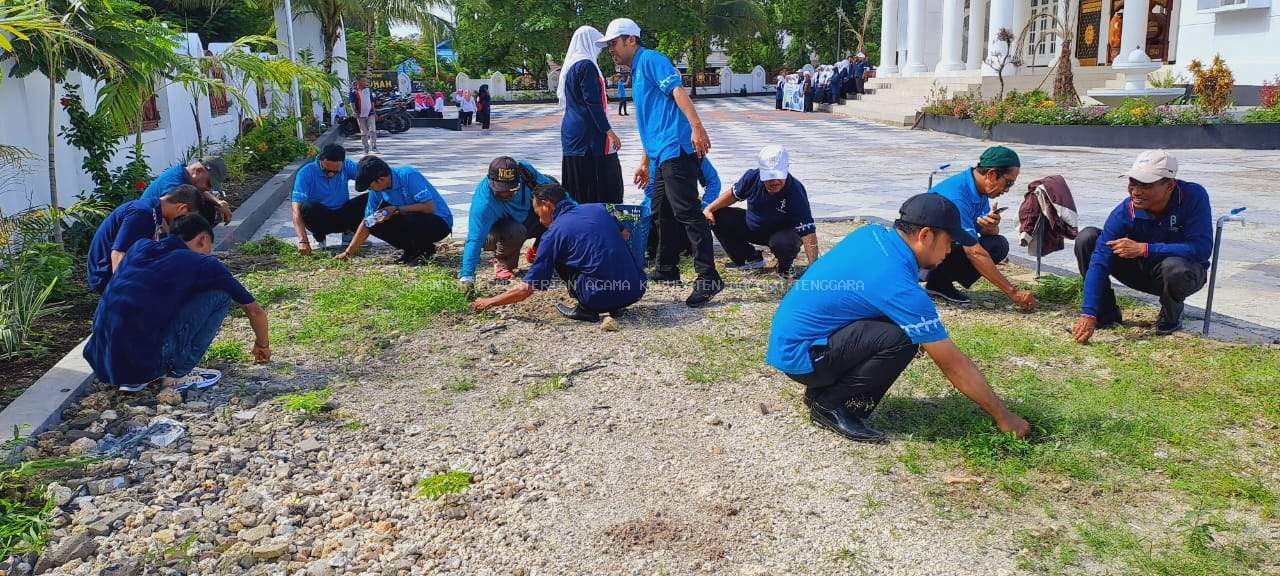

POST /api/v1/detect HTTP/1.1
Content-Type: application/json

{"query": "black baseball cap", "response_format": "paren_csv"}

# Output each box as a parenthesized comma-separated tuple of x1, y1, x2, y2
(354, 155, 390, 192)
(897, 193, 978, 246)
(488, 156, 519, 193)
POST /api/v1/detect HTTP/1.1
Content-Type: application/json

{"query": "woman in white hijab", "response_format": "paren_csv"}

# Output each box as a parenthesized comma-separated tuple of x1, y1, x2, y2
(557, 25, 624, 204)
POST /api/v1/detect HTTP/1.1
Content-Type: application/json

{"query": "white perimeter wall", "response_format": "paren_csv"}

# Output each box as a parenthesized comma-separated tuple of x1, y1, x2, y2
(1174, 1, 1280, 85)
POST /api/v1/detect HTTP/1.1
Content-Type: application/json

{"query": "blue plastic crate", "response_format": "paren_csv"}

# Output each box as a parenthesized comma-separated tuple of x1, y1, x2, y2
(606, 203, 651, 267)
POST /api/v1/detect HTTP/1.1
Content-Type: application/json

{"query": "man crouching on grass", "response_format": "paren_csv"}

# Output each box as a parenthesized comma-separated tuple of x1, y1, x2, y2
(766, 194, 1030, 443)
(472, 183, 646, 322)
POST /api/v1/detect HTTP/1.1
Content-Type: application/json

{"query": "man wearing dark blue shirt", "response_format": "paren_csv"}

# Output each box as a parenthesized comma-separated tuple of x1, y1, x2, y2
(85, 215, 270, 392)
(142, 158, 232, 225)
(86, 185, 205, 293)
(767, 194, 1030, 443)
(472, 183, 646, 322)
(1073, 150, 1211, 343)
(704, 145, 819, 277)
(339, 156, 453, 265)
(290, 144, 366, 255)
(600, 17, 723, 308)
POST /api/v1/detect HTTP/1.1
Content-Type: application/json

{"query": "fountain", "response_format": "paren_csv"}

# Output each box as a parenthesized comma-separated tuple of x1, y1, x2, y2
(1086, 47, 1185, 106)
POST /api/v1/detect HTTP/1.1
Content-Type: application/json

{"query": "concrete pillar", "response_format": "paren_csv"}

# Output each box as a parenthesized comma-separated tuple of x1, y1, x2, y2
(1013, 0, 1031, 71)
(984, 0, 1014, 75)
(966, 0, 988, 70)
(1119, 0, 1150, 59)
(905, 0, 929, 75)
(937, 0, 967, 73)
(1099, 0, 1111, 64)
(880, 0, 901, 76)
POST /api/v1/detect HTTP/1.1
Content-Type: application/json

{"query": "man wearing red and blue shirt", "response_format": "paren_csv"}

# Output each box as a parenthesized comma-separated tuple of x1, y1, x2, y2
(1072, 150, 1211, 343)
(86, 185, 204, 293)
(338, 156, 453, 264)
(290, 144, 366, 255)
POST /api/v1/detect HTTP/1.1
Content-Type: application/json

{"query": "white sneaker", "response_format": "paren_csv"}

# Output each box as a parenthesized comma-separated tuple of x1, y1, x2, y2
(727, 258, 766, 271)
(314, 237, 327, 250)
(168, 368, 223, 391)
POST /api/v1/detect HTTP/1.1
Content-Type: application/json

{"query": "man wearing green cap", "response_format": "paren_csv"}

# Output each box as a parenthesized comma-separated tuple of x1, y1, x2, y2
(925, 146, 1036, 311)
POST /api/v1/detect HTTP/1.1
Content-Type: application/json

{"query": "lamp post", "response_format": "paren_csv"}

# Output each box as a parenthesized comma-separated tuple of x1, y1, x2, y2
(283, 0, 304, 139)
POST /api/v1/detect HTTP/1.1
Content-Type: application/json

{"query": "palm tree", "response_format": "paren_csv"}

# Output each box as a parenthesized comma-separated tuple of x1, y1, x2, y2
(685, 0, 766, 95)
(273, 0, 444, 81)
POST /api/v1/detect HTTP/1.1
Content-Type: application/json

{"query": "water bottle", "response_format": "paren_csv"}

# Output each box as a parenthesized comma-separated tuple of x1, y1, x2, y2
(364, 209, 387, 228)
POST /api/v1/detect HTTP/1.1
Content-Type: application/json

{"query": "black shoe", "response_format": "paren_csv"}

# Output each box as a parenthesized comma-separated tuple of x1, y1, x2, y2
(556, 303, 600, 323)
(925, 280, 971, 304)
(397, 249, 424, 264)
(1156, 303, 1184, 335)
(685, 278, 724, 308)
(804, 396, 885, 443)
(649, 269, 681, 284)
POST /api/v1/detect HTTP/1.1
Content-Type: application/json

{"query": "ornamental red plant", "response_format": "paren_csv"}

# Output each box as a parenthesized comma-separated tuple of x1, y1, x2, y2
(1260, 75, 1279, 109)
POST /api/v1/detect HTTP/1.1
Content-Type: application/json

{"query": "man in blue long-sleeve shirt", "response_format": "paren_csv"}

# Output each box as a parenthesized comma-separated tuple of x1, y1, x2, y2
(458, 157, 556, 286)
(1072, 150, 1211, 343)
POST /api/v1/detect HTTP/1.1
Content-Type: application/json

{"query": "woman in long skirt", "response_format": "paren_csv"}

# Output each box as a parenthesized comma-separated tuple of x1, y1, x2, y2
(556, 25, 624, 204)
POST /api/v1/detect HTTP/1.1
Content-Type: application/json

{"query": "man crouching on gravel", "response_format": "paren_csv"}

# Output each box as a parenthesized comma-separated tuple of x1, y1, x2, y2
(765, 194, 1031, 443)
(472, 183, 646, 322)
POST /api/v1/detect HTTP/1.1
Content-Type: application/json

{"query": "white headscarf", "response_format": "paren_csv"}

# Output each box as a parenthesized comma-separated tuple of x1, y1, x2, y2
(557, 25, 605, 109)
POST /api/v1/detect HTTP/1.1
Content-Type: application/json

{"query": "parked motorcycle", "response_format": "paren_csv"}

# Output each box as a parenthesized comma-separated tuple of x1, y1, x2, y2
(337, 92, 412, 136)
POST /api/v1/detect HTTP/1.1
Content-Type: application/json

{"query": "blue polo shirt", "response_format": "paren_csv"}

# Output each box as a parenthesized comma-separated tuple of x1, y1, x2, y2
(642, 156, 721, 207)
(525, 203, 646, 313)
(141, 164, 192, 200)
(631, 47, 693, 166)
(767, 224, 949, 375)
(84, 235, 255, 385)
(459, 161, 556, 280)
(85, 197, 163, 293)
(292, 158, 359, 210)
(1081, 180, 1213, 317)
(365, 166, 453, 227)
(930, 168, 989, 239)
(731, 169, 816, 236)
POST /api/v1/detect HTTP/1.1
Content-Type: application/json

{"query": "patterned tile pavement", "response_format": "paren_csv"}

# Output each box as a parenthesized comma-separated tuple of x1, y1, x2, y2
(252, 96, 1280, 332)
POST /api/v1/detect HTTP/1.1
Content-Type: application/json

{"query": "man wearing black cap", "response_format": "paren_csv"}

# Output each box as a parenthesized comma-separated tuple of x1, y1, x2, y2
(766, 194, 1031, 443)
(142, 157, 233, 225)
(925, 145, 1037, 311)
(337, 156, 453, 264)
(458, 157, 556, 286)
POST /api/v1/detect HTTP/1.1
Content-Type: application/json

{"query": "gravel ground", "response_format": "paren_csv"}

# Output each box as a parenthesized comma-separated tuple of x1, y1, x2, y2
(12, 222, 1164, 575)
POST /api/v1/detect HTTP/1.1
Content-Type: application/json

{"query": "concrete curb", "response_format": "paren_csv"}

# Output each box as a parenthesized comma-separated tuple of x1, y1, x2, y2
(0, 340, 95, 446)
(214, 125, 345, 252)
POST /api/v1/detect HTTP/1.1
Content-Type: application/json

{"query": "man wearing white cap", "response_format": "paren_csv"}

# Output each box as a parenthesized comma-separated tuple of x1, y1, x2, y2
(1072, 150, 1212, 343)
(598, 17, 723, 308)
(703, 145, 819, 277)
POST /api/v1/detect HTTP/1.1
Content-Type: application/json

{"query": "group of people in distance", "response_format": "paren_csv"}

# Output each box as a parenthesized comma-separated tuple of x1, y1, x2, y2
(775, 52, 871, 113)
(81, 17, 1215, 447)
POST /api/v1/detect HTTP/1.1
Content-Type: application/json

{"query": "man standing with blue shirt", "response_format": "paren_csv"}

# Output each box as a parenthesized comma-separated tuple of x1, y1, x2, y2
(86, 185, 205, 294)
(926, 145, 1037, 311)
(599, 17, 723, 307)
(1072, 150, 1211, 343)
(85, 215, 270, 392)
(767, 195, 1031, 443)
(142, 157, 232, 225)
(703, 145, 819, 277)
(338, 156, 453, 264)
(458, 157, 556, 286)
(290, 144, 366, 255)
(473, 183, 646, 322)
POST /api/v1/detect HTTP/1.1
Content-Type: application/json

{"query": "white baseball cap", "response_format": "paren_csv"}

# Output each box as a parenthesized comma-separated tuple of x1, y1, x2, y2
(758, 145, 790, 181)
(597, 18, 641, 46)
(1122, 149, 1178, 183)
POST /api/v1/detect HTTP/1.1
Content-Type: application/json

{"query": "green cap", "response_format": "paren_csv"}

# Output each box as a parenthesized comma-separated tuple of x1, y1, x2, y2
(977, 146, 1021, 169)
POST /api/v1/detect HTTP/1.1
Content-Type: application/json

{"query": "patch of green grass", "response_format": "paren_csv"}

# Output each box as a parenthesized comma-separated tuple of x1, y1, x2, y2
(859, 494, 884, 518)
(253, 284, 299, 307)
(416, 470, 473, 499)
(682, 307, 769, 385)
(1072, 518, 1271, 576)
(445, 376, 476, 393)
(830, 530, 868, 571)
(202, 340, 250, 365)
(340, 420, 365, 431)
(493, 393, 514, 410)
(0, 458, 87, 558)
(523, 375, 568, 401)
(237, 235, 293, 257)
(1033, 275, 1084, 307)
(276, 388, 332, 415)
(897, 444, 927, 475)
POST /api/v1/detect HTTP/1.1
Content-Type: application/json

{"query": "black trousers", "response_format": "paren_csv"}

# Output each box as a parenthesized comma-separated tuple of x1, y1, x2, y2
(710, 207, 802, 272)
(786, 318, 919, 418)
(478, 109, 490, 129)
(562, 154, 624, 204)
(652, 153, 721, 282)
(928, 234, 1010, 288)
(461, 111, 473, 125)
(618, 98, 628, 115)
(775, 91, 783, 109)
(368, 212, 451, 255)
(300, 193, 368, 241)
(1074, 226, 1207, 321)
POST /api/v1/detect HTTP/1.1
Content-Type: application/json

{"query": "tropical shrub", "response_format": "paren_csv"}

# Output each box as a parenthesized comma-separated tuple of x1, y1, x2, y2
(1187, 54, 1234, 115)
(235, 116, 310, 173)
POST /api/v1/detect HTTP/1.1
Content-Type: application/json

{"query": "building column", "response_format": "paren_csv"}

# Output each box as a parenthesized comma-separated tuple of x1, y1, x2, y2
(966, 0, 988, 70)
(1118, 0, 1150, 61)
(1012, 0, 1030, 70)
(880, 0, 901, 76)
(984, 0, 1014, 75)
(904, 0, 929, 75)
(1098, 0, 1111, 64)
(937, 0, 967, 73)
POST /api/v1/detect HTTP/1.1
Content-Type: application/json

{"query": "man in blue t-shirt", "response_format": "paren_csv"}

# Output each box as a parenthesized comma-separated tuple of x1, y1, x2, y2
(457, 157, 557, 286)
(703, 145, 819, 277)
(85, 185, 204, 294)
(85, 215, 270, 393)
(599, 17, 723, 308)
(338, 156, 453, 265)
(142, 158, 231, 225)
(290, 144, 366, 255)
(1072, 150, 1211, 343)
(766, 194, 1031, 443)
(472, 183, 646, 322)
(926, 145, 1037, 312)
